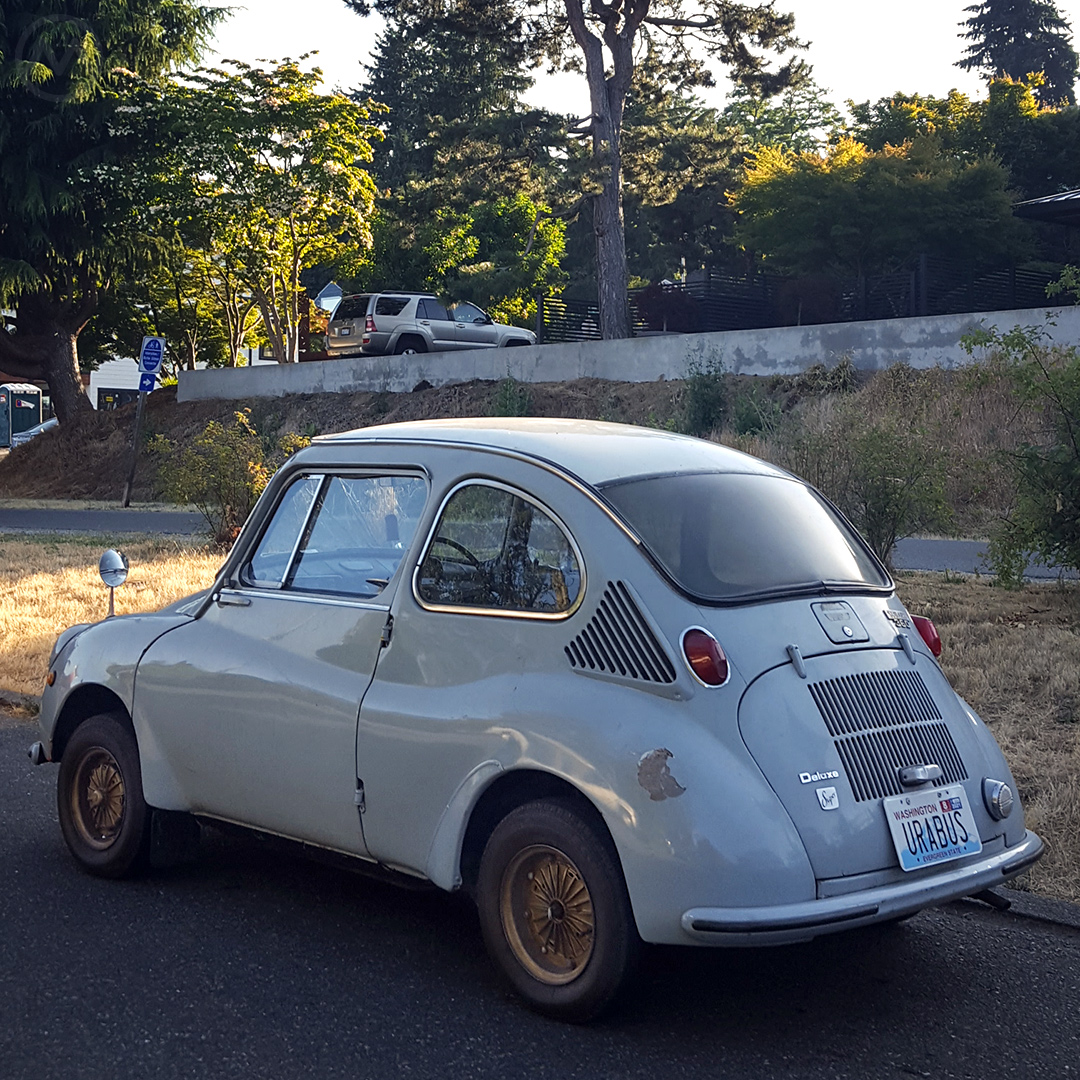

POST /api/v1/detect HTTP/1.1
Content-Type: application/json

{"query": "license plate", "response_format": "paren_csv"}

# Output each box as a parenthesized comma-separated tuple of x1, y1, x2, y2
(338, 327, 351, 336)
(883, 784, 982, 872)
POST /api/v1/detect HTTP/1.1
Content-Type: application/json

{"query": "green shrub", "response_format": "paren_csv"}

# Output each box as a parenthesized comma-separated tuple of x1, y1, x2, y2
(151, 412, 311, 546)
(491, 373, 532, 417)
(733, 385, 782, 436)
(963, 324, 1080, 586)
(680, 353, 727, 437)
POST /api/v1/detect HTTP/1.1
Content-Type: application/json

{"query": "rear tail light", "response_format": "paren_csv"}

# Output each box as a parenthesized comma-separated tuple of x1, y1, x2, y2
(365, 315, 376, 333)
(681, 628, 729, 687)
(912, 615, 942, 657)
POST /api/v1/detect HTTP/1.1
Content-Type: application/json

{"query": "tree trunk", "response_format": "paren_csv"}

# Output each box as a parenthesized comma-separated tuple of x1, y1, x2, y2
(0, 322, 91, 423)
(593, 147, 631, 341)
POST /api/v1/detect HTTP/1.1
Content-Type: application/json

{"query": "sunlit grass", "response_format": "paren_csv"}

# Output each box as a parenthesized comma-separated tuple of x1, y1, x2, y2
(897, 573, 1080, 903)
(0, 535, 222, 697)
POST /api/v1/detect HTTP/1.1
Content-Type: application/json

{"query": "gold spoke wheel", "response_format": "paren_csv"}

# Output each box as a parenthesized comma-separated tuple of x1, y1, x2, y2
(499, 844, 595, 985)
(70, 747, 126, 851)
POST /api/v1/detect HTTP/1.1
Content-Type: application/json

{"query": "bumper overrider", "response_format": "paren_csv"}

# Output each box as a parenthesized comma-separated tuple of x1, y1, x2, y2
(682, 829, 1044, 946)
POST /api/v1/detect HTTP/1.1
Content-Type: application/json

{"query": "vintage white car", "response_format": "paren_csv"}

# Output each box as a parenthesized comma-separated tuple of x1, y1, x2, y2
(31, 419, 1042, 1020)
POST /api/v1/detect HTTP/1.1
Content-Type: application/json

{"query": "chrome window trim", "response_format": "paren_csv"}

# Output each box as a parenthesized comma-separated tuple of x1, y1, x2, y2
(237, 469, 429, 598)
(412, 478, 587, 621)
(216, 586, 389, 613)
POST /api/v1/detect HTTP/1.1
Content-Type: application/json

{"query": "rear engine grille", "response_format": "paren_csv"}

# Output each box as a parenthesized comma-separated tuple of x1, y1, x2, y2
(809, 670, 967, 802)
(565, 581, 676, 684)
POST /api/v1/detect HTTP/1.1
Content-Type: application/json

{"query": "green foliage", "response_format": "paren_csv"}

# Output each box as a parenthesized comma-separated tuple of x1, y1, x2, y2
(962, 323, 1080, 585)
(491, 373, 532, 417)
(0, 0, 223, 416)
(733, 136, 1031, 277)
(721, 78, 844, 152)
(150, 411, 271, 546)
(733, 385, 783, 436)
(680, 353, 728, 437)
(958, 0, 1078, 105)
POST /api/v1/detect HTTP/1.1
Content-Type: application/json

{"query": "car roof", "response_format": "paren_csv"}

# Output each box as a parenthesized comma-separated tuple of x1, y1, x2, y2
(314, 417, 792, 487)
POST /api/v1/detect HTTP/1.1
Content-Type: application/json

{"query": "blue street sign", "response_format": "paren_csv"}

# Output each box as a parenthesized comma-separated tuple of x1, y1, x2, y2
(138, 336, 166, 374)
(139, 372, 156, 393)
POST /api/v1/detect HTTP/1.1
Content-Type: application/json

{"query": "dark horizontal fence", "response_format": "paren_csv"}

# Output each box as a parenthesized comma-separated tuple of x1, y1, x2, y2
(539, 257, 1074, 344)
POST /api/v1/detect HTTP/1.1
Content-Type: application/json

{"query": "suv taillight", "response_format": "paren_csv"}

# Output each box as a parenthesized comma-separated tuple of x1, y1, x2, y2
(365, 315, 376, 333)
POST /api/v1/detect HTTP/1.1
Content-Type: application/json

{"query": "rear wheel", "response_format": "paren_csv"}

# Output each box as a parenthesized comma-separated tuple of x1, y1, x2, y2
(476, 799, 639, 1021)
(394, 336, 427, 355)
(57, 713, 150, 878)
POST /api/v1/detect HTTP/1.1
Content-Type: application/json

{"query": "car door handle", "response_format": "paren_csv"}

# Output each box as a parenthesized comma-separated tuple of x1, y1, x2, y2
(215, 592, 251, 607)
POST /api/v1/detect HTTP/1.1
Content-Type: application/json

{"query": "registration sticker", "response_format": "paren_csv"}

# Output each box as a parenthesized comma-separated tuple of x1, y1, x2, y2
(883, 784, 982, 872)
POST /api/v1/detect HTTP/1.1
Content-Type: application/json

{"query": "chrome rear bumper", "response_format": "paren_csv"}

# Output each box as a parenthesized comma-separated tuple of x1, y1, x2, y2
(681, 829, 1044, 946)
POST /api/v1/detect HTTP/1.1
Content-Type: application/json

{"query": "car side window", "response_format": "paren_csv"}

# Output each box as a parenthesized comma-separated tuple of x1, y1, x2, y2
(419, 298, 450, 321)
(453, 302, 485, 324)
(288, 476, 427, 598)
(244, 475, 321, 585)
(375, 296, 409, 316)
(416, 482, 582, 615)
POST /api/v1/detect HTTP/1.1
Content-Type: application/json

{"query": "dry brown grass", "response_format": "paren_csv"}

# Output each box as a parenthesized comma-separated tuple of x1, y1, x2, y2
(1, 536, 1076, 903)
(0, 536, 221, 696)
(897, 573, 1080, 902)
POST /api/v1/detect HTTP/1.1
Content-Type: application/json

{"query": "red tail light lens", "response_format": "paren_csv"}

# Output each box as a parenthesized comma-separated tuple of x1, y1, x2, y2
(682, 628, 729, 686)
(911, 615, 942, 658)
(365, 315, 376, 333)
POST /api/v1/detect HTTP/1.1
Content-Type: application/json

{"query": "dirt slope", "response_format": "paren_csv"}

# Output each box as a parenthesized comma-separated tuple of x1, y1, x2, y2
(0, 378, 689, 502)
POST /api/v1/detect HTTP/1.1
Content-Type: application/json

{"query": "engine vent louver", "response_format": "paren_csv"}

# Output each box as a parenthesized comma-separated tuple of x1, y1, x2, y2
(809, 670, 968, 803)
(565, 581, 676, 684)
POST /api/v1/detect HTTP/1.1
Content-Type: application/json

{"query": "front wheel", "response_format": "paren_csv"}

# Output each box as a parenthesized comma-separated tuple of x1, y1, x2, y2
(57, 712, 150, 878)
(476, 800, 639, 1021)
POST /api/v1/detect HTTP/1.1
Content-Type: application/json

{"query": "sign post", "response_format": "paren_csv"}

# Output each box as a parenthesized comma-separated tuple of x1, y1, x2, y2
(121, 337, 165, 508)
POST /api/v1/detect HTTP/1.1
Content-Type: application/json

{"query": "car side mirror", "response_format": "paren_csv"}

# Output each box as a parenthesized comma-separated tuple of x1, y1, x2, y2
(477, 315, 492, 325)
(99, 549, 129, 618)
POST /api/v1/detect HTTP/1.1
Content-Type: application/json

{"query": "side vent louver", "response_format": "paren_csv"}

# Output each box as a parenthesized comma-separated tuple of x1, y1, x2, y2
(565, 581, 676, 684)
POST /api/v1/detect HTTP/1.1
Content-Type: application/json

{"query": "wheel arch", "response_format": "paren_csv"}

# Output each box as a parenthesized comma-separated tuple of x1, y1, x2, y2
(51, 685, 132, 762)
(456, 768, 620, 895)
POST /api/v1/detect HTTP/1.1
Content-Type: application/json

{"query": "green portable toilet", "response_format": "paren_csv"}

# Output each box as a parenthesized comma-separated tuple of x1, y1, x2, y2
(0, 383, 42, 447)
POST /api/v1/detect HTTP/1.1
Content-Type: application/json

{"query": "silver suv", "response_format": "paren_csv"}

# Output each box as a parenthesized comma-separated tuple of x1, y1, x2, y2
(326, 292, 536, 357)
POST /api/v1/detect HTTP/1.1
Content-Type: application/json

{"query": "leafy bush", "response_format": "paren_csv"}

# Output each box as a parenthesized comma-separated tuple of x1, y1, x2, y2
(680, 353, 727, 437)
(151, 411, 310, 545)
(491, 373, 532, 417)
(733, 385, 782, 436)
(963, 324, 1080, 586)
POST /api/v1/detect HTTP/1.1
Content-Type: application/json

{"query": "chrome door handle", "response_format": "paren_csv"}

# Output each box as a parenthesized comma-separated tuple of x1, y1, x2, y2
(215, 592, 251, 607)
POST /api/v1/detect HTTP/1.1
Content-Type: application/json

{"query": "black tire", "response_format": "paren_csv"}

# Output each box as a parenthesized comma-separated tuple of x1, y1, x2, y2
(394, 336, 427, 355)
(476, 799, 639, 1021)
(57, 712, 151, 879)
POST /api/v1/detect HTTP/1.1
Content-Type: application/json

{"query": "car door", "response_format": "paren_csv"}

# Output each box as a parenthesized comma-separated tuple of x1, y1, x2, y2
(416, 298, 458, 351)
(354, 477, 586, 874)
(133, 470, 428, 854)
(452, 302, 500, 349)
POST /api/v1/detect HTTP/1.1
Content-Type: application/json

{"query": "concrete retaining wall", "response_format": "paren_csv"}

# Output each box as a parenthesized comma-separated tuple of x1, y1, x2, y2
(177, 305, 1080, 403)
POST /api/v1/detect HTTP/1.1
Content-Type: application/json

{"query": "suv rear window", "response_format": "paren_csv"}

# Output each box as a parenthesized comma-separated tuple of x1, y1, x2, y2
(599, 471, 889, 602)
(375, 296, 410, 316)
(334, 295, 371, 320)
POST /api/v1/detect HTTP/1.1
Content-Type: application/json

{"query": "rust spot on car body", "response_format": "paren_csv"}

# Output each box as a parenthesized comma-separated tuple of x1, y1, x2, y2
(637, 749, 686, 802)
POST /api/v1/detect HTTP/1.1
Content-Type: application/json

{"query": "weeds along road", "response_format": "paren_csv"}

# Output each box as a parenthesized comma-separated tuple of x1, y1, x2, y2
(2, 712, 1078, 1080)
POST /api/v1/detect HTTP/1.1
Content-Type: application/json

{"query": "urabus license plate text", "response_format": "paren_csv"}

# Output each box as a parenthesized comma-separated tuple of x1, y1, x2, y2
(883, 784, 982, 872)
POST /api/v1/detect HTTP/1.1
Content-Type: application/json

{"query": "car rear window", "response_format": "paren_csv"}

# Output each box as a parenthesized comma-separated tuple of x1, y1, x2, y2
(334, 295, 371, 320)
(375, 296, 410, 316)
(599, 471, 889, 601)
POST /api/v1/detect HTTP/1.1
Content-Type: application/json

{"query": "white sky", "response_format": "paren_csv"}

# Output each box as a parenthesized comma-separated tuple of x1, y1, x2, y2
(206, 0, 1080, 112)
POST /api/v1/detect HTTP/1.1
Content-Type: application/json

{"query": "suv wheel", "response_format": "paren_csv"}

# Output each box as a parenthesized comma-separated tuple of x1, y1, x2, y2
(395, 336, 427, 355)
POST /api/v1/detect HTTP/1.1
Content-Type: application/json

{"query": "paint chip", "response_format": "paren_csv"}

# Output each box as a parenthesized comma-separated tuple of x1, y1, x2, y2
(637, 748, 686, 802)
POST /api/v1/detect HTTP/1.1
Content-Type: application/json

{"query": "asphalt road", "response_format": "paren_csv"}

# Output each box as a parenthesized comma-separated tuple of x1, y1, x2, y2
(1, 506, 1076, 579)
(1, 713, 1078, 1080)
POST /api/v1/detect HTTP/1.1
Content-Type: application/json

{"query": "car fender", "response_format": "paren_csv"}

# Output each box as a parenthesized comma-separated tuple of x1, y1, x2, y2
(414, 684, 816, 945)
(38, 613, 192, 760)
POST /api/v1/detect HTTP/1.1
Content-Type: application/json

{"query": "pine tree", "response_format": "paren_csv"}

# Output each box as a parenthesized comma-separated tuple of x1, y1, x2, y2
(958, 0, 1079, 105)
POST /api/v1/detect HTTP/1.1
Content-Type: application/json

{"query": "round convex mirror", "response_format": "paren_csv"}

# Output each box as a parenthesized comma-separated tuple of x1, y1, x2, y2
(99, 549, 129, 589)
